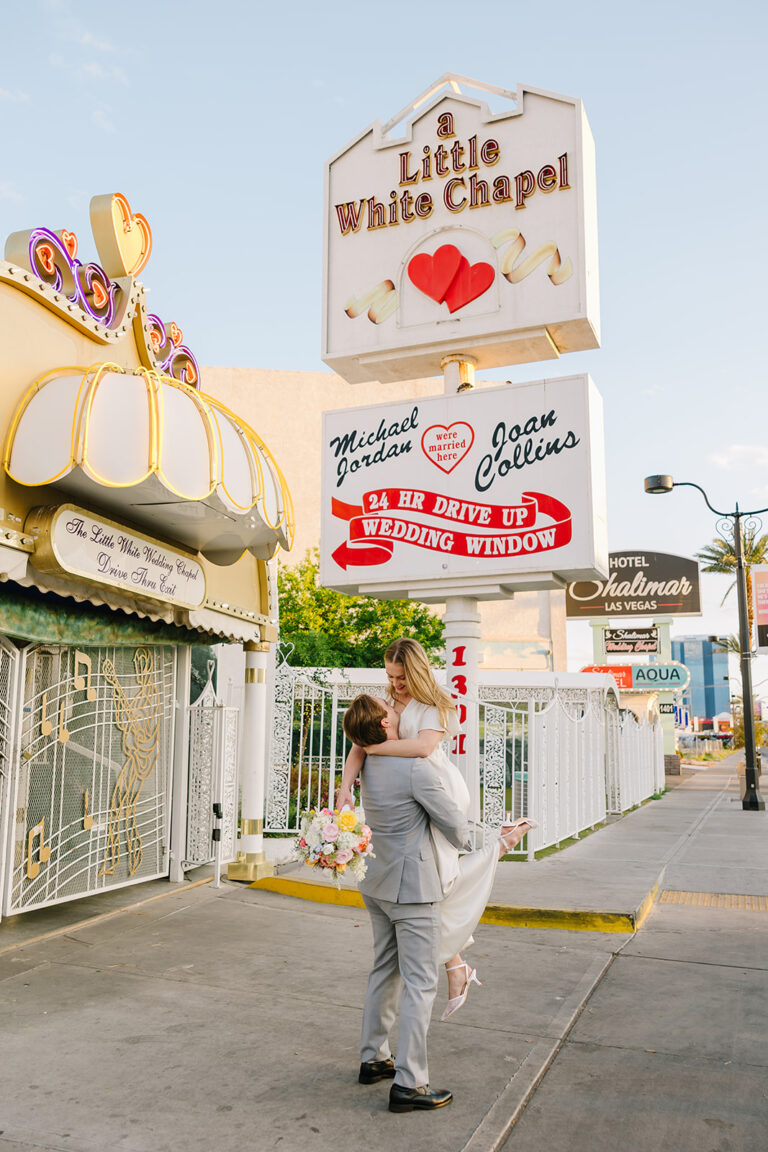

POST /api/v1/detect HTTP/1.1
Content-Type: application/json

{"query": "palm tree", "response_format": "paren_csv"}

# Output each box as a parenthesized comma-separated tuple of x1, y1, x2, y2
(695, 528, 768, 643)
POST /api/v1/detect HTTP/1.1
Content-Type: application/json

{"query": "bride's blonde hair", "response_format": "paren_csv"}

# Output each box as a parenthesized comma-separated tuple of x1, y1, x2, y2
(384, 638, 456, 729)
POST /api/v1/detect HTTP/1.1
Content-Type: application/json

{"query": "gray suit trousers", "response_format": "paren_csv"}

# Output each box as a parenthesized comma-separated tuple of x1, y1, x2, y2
(360, 894, 441, 1089)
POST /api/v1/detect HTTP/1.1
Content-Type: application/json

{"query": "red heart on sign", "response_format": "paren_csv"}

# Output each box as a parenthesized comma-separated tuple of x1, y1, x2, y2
(36, 243, 55, 275)
(421, 423, 475, 474)
(408, 244, 463, 304)
(91, 280, 108, 309)
(60, 230, 78, 260)
(444, 258, 495, 313)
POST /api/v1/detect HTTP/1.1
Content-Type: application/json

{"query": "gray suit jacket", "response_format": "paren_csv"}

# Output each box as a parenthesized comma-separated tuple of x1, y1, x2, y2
(358, 753, 472, 904)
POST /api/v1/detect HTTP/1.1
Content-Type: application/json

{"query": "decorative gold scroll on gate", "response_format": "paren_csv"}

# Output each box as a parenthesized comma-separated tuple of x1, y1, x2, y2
(98, 648, 161, 877)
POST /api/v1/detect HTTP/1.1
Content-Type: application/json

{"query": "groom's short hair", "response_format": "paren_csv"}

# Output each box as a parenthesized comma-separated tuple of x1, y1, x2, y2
(343, 695, 388, 748)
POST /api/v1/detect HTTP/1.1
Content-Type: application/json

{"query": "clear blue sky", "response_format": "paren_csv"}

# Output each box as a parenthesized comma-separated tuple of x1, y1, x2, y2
(2, 0, 767, 690)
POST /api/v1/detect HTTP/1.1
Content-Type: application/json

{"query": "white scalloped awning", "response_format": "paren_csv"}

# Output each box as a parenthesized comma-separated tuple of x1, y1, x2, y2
(5, 365, 294, 565)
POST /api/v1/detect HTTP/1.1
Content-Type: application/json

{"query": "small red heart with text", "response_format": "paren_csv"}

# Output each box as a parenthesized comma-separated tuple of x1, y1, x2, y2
(421, 423, 475, 473)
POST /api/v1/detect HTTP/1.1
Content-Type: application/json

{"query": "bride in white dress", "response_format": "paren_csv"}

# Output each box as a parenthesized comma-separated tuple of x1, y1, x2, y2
(336, 637, 535, 1020)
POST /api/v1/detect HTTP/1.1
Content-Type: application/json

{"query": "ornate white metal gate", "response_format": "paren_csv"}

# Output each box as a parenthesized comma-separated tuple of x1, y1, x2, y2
(4, 643, 176, 915)
(0, 637, 20, 916)
(184, 665, 239, 870)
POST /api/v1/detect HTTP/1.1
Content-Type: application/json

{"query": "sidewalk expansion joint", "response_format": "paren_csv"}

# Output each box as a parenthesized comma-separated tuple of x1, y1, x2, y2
(250, 875, 659, 934)
(0, 876, 213, 956)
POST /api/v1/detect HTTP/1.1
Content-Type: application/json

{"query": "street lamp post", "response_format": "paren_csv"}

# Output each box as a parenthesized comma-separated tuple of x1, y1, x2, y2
(644, 475, 766, 811)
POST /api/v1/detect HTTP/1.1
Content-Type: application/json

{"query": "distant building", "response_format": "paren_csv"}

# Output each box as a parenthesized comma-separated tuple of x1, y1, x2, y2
(671, 636, 730, 725)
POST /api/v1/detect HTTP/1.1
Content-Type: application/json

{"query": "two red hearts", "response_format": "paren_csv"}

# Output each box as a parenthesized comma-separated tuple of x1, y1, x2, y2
(407, 244, 494, 314)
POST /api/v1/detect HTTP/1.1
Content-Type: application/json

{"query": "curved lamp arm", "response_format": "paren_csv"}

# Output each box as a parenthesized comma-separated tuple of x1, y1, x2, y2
(644, 475, 768, 519)
(671, 481, 730, 518)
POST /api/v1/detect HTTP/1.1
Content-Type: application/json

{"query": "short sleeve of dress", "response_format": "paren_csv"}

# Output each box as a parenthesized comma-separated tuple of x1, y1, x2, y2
(418, 704, 446, 734)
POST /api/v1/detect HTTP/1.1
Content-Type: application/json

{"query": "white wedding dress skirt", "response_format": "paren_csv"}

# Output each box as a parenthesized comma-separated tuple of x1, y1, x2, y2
(395, 698, 499, 965)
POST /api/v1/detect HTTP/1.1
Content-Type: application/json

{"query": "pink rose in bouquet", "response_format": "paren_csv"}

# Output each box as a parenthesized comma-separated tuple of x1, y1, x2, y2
(294, 806, 374, 887)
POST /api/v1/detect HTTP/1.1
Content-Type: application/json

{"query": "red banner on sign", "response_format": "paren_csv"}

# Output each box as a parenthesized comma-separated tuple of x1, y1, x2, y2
(331, 490, 572, 569)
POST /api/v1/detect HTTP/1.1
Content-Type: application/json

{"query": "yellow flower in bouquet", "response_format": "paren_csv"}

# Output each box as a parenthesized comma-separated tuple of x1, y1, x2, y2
(337, 809, 358, 832)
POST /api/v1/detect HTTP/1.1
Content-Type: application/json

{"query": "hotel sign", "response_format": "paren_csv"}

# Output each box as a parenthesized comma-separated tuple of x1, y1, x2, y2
(604, 627, 659, 655)
(582, 661, 690, 692)
(566, 551, 701, 618)
(323, 78, 600, 384)
(27, 504, 206, 609)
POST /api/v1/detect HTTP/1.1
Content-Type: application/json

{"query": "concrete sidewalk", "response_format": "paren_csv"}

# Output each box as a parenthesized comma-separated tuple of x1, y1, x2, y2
(256, 756, 752, 932)
(0, 754, 765, 1152)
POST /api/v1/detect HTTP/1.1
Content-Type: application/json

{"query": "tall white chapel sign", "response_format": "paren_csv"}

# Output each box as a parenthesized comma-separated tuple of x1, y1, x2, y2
(323, 77, 600, 385)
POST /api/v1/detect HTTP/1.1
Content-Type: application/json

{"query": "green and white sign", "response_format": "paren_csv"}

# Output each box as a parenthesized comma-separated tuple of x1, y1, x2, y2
(631, 661, 689, 692)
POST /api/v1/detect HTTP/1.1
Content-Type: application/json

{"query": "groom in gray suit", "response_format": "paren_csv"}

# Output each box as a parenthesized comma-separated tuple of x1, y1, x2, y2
(342, 696, 472, 1113)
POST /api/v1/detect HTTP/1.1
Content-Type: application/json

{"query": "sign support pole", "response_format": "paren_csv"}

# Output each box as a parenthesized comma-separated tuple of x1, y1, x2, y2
(591, 619, 607, 662)
(442, 355, 482, 820)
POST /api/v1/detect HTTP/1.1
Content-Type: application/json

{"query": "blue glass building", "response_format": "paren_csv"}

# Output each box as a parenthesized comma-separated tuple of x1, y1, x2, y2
(671, 636, 730, 722)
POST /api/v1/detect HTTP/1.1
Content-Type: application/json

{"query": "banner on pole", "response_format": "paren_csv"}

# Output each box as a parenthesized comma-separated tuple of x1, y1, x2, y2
(754, 565, 768, 654)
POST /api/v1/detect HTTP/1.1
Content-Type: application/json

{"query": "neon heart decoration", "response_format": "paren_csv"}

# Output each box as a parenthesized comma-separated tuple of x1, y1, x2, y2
(90, 192, 152, 278)
(112, 194, 151, 276)
(421, 422, 475, 474)
(91, 280, 108, 309)
(169, 322, 183, 347)
(407, 244, 463, 304)
(37, 243, 55, 275)
(443, 258, 495, 313)
(60, 230, 78, 259)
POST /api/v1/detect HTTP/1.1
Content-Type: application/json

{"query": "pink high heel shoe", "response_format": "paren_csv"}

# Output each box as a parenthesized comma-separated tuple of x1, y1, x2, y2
(441, 962, 482, 1022)
(499, 817, 539, 853)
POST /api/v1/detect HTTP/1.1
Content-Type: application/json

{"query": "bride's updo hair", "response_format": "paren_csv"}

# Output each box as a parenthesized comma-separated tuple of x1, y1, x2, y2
(384, 637, 456, 730)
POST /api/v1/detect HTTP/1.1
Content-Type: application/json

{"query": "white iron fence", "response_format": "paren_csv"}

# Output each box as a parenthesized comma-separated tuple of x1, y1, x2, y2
(184, 663, 239, 871)
(266, 662, 665, 858)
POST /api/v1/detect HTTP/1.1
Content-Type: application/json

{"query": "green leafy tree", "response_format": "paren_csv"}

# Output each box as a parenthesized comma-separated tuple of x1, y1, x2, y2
(695, 529, 768, 644)
(729, 695, 767, 751)
(277, 550, 444, 667)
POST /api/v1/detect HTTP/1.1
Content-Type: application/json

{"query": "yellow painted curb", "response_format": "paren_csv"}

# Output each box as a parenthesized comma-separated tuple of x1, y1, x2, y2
(634, 883, 659, 930)
(479, 904, 636, 934)
(251, 875, 365, 908)
(251, 874, 656, 933)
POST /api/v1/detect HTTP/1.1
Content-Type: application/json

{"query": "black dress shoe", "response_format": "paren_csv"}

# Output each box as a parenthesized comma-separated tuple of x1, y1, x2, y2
(389, 1083, 453, 1112)
(359, 1058, 396, 1084)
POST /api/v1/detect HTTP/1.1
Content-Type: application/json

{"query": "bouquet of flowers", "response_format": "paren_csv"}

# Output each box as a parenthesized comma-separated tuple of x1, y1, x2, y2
(294, 806, 373, 886)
